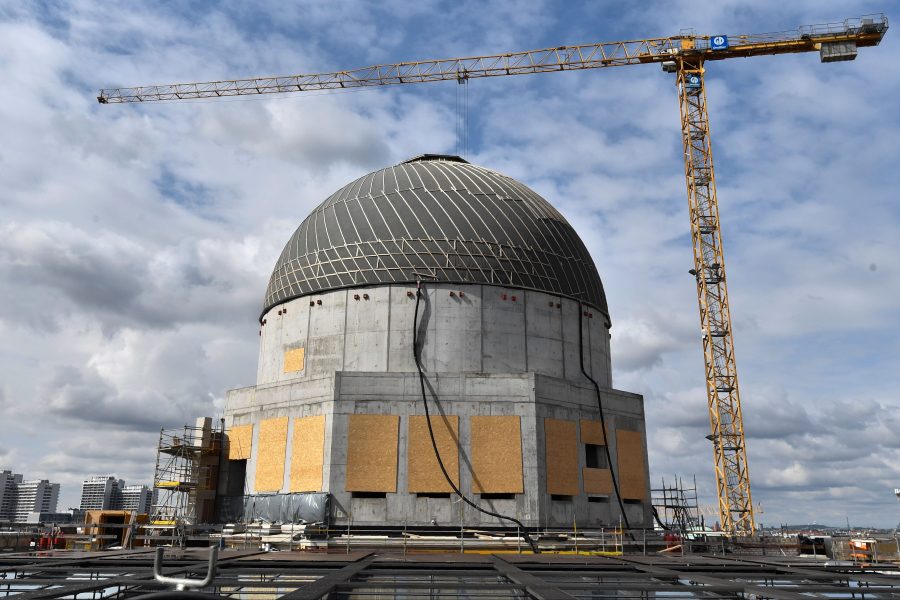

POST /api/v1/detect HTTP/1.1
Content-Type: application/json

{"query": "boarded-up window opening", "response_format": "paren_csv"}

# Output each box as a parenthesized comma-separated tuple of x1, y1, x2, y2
(470, 416, 523, 494)
(228, 424, 253, 461)
(407, 415, 459, 493)
(616, 429, 647, 501)
(544, 418, 578, 496)
(345, 414, 399, 493)
(290, 415, 325, 493)
(255, 417, 288, 493)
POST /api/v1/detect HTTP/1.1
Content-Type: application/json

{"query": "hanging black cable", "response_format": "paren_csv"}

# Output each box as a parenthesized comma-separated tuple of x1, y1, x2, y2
(413, 282, 539, 554)
(578, 302, 633, 534)
(652, 506, 670, 531)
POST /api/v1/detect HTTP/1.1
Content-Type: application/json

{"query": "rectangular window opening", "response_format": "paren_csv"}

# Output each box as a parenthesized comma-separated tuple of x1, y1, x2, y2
(225, 460, 247, 497)
(550, 494, 573, 502)
(587, 496, 610, 503)
(623, 498, 642, 505)
(416, 492, 451, 499)
(479, 493, 515, 500)
(351, 491, 387, 499)
(585, 444, 609, 469)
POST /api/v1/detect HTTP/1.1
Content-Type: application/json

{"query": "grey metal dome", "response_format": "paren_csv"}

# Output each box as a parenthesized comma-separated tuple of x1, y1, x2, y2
(263, 155, 608, 320)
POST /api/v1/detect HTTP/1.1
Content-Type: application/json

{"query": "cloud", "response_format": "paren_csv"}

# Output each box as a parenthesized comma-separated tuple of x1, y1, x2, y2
(0, 221, 270, 332)
(611, 314, 686, 372)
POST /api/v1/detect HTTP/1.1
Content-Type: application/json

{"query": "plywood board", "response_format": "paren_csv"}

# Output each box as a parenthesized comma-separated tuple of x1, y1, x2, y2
(255, 417, 288, 492)
(290, 415, 325, 493)
(616, 429, 647, 500)
(470, 415, 523, 494)
(407, 415, 459, 493)
(283, 347, 305, 373)
(345, 414, 399, 492)
(544, 418, 578, 496)
(228, 424, 253, 460)
(580, 419, 606, 445)
(583, 467, 613, 494)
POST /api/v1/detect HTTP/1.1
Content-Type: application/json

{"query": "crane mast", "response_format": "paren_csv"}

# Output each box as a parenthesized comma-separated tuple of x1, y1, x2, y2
(98, 15, 887, 536)
(676, 59, 754, 533)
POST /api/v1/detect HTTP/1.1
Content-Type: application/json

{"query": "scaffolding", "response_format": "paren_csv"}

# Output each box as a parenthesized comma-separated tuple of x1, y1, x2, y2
(651, 475, 703, 535)
(149, 418, 224, 545)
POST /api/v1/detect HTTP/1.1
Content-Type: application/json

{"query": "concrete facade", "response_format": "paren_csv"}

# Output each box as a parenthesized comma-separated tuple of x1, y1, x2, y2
(224, 284, 651, 528)
(254, 284, 611, 388)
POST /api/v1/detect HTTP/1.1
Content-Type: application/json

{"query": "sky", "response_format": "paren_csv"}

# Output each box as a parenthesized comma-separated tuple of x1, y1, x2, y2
(0, 0, 898, 528)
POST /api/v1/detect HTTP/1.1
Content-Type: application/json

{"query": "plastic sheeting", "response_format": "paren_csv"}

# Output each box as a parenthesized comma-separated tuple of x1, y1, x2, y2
(241, 492, 330, 525)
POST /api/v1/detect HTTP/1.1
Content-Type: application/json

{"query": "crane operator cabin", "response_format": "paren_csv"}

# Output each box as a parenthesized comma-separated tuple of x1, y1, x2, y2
(219, 155, 651, 529)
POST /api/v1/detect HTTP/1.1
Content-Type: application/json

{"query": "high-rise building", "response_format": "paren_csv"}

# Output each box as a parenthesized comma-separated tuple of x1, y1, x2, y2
(79, 476, 151, 514)
(120, 484, 152, 514)
(0, 470, 22, 520)
(80, 476, 124, 510)
(13, 479, 60, 522)
(0, 471, 60, 523)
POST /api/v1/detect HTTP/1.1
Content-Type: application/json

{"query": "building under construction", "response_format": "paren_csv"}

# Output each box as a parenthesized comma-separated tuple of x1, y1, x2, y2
(215, 155, 651, 531)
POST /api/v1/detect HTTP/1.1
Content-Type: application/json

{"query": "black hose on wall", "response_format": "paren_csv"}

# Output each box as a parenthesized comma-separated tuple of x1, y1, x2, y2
(578, 302, 633, 533)
(413, 282, 540, 554)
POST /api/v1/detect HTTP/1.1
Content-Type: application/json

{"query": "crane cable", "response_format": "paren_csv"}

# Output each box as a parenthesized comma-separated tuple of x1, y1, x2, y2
(578, 302, 633, 536)
(413, 282, 540, 554)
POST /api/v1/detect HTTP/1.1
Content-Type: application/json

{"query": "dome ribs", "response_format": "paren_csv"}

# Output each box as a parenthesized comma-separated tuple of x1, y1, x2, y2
(262, 157, 609, 322)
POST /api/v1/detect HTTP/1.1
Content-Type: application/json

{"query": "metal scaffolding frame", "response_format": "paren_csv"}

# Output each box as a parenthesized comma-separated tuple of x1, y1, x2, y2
(1, 549, 898, 599)
(651, 475, 703, 534)
(149, 421, 224, 545)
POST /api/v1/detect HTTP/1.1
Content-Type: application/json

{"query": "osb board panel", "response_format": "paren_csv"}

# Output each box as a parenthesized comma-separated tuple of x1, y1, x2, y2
(290, 415, 325, 493)
(580, 419, 607, 445)
(255, 417, 288, 492)
(228, 424, 253, 460)
(470, 415, 523, 494)
(544, 418, 578, 496)
(616, 429, 647, 500)
(345, 414, 399, 492)
(583, 467, 613, 494)
(283, 347, 305, 373)
(407, 415, 459, 493)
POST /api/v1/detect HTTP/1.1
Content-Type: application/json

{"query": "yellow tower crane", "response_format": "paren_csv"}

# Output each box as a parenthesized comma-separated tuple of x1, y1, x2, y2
(97, 14, 888, 535)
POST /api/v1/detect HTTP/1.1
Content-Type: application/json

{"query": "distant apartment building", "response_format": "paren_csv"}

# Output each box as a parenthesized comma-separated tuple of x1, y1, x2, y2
(14, 480, 61, 522)
(80, 476, 124, 510)
(79, 476, 151, 514)
(120, 484, 152, 514)
(0, 471, 60, 522)
(0, 470, 21, 520)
